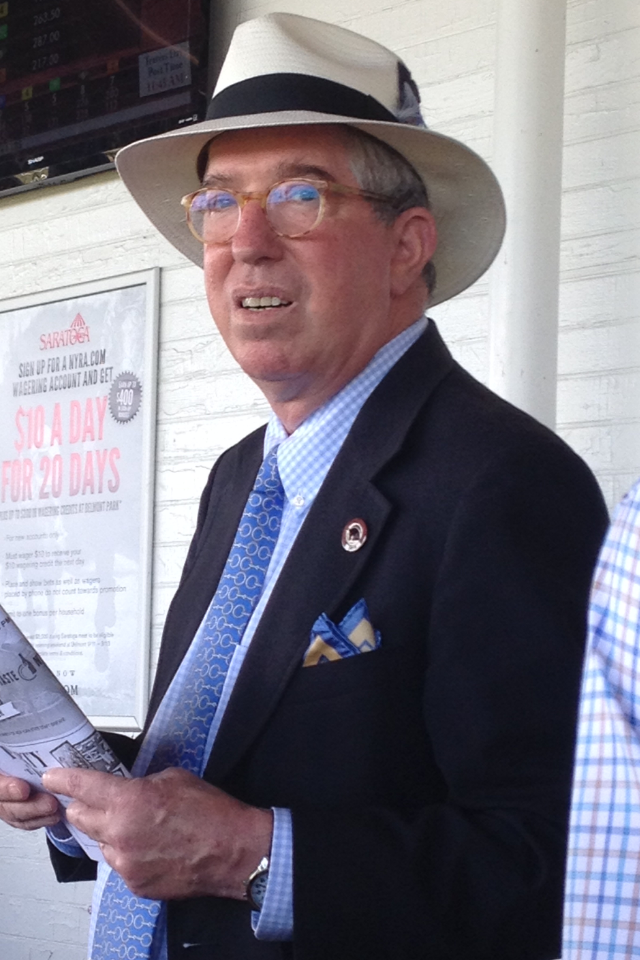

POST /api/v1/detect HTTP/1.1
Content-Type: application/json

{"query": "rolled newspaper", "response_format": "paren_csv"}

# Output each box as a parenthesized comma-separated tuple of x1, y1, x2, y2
(0, 602, 129, 859)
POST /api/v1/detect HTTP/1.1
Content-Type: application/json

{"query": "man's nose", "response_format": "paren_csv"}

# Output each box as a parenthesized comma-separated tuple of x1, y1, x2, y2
(230, 199, 283, 262)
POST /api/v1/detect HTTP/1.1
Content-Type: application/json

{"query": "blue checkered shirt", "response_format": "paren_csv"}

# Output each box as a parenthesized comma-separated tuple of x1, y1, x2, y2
(51, 317, 428, 952)
(563, 479, 640, 957)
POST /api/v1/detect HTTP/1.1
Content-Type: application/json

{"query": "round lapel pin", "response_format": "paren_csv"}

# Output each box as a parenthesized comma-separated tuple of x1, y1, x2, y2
(341, 518, 368, 552)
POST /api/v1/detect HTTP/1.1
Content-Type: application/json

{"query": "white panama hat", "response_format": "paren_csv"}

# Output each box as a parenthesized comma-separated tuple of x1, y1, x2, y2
(116, 12, 506, 307)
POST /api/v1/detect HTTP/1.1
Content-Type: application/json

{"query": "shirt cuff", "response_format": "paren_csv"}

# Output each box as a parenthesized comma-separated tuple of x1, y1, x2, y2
(46, 822, 85, 858)
(252, 807, 293, 941)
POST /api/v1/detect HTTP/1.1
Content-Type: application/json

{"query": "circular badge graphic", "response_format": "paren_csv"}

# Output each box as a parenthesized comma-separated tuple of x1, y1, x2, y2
(109, 372, 142, 424)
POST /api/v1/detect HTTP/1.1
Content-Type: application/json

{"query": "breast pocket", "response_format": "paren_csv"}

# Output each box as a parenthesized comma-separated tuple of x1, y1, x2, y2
(241, 644, 431, 809)
(287, 642, 388, 704)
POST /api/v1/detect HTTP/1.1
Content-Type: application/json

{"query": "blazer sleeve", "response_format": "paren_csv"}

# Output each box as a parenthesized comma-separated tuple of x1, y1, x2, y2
(289, 442, 608, 960)
(47, 444, 247, 884)
(45, 460, 229, 885)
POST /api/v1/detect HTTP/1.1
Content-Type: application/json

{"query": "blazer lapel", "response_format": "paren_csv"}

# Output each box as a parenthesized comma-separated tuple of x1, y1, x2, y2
(204, 321, 455, 783)
(146, 429, 265, 724)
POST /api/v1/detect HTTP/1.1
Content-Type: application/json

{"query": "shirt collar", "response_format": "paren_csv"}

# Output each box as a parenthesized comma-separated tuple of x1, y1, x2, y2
(264, 316, 428, 508)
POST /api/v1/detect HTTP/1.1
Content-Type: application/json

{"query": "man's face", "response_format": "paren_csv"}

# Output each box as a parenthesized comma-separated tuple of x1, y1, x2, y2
(201, 125, 420, 417)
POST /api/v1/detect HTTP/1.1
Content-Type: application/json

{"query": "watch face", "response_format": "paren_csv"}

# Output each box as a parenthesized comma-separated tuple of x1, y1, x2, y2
(249, 870, 269, 909)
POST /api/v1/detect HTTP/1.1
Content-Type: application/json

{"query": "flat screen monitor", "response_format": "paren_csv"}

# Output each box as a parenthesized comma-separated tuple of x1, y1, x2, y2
(0, 0, 211, 195)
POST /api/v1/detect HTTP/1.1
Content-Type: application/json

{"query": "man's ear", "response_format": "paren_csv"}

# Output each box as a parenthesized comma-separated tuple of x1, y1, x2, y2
(389, 207, 438, 298)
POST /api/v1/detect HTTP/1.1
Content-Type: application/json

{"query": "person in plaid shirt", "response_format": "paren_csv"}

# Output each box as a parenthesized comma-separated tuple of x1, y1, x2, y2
(564, 479, 640, 957)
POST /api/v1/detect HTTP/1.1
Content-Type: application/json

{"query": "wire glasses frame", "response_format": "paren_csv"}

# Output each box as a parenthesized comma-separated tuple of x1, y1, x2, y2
(180, 178, 394, 245)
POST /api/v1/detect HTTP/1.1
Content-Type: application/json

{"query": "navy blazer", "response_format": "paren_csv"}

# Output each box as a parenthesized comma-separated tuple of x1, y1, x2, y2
(52, 323, 609, 960)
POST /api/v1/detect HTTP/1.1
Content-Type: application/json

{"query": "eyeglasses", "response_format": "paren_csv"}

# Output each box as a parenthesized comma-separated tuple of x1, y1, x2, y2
(181, 178, 393, 244)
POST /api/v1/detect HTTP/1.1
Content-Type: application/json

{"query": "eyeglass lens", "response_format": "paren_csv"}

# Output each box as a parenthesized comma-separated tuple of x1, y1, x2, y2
(189, 180, 323, 242)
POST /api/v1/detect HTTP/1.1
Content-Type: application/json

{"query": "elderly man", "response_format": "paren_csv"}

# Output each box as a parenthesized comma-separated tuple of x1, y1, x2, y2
(0, 13, 608, 960)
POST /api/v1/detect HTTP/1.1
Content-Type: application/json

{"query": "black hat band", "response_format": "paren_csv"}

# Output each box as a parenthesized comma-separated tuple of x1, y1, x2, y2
(207, 73, 398, 124)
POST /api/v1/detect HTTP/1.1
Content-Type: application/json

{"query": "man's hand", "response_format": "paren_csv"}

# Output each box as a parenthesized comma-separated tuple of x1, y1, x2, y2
(42, 767, 273, 902)
(0, 773, 62, 830)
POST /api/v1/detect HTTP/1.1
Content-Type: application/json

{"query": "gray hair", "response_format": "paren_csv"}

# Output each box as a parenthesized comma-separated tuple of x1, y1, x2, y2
(340, 126, 436, 297)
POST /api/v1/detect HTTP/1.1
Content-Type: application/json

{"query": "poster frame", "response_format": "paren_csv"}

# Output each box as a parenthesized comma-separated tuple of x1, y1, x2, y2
(0, 268, 159, 733)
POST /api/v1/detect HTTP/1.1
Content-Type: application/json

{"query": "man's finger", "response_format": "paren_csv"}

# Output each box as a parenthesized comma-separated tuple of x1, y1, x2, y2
(64, 799, 110, 842)
(11, 791, 59, 817)
(0, 776, 31, 802)
(0, 787, 61, 830)
(6, 807, 62, 830)
(42, 768, 125, 807)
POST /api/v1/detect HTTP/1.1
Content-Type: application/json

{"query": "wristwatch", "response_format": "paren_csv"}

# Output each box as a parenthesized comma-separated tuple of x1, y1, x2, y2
(244, 855, 270, 911)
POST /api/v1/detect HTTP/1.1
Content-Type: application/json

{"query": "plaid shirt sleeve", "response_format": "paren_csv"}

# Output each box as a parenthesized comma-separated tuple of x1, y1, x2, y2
(563, 480, 640, 958)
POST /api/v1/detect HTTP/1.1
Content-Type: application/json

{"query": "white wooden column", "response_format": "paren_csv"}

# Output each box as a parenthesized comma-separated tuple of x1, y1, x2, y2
(488, 0, 568, 429)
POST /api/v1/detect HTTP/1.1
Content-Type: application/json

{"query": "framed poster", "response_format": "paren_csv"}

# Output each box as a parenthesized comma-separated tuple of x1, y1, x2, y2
(0, 270, 159, 732)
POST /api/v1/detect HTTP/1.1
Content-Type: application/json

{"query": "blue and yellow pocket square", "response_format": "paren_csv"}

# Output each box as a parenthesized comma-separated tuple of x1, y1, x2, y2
(303, 598, 381, 667)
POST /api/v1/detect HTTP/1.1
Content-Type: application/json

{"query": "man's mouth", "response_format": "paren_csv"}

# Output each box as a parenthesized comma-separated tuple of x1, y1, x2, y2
(240, 296, 292, 310)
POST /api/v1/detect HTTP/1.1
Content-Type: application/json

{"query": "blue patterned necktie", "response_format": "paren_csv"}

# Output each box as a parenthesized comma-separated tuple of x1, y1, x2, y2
(91, 448, 284, 960)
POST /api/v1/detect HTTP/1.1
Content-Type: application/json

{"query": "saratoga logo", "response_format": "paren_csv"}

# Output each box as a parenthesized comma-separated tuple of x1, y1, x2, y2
(40, 313, 90, 350)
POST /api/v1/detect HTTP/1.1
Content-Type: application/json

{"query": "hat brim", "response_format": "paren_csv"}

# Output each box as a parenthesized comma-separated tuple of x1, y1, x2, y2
(116, 110, 505, 307)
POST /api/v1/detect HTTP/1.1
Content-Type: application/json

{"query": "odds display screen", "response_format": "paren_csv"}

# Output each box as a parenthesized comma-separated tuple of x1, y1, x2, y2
(0, 0, 210, 193)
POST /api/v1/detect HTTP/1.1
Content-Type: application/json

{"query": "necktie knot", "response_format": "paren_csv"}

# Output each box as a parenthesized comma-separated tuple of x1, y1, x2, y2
(252, 446, 283, 498)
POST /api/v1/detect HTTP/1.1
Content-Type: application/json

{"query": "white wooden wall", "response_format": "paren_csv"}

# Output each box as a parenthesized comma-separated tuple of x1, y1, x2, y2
(0, 0, 638, 954)
(559, 0, 640, 504)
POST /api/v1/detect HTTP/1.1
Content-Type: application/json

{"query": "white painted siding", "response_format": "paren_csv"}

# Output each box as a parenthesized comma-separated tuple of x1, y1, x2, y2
(559, 0, 640, 505)
(0, 0, 638, 954)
